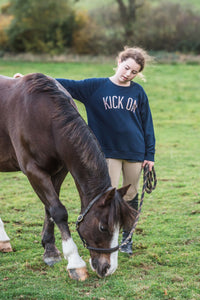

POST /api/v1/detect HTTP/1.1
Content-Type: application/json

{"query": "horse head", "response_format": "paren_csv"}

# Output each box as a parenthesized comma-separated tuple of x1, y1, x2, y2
(76, 186, 136, 278)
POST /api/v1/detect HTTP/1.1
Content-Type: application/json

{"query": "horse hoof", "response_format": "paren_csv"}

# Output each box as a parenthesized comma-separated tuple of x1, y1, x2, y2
(68, 267, 89, 281)
(43, 256, 62, 266)
(0, 241, 12, 253)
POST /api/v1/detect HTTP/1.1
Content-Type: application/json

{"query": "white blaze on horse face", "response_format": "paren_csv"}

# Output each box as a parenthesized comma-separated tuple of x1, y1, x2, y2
(62, 238, 86, 269)
(0, 218, 10, 242)
(106, 223, 119, 276)
(89, 223, 119, 276)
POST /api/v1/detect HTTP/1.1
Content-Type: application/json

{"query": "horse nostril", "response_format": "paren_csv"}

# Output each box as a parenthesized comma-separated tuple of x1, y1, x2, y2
(92, 258, 98, 270)
(102, 263, 110, 277)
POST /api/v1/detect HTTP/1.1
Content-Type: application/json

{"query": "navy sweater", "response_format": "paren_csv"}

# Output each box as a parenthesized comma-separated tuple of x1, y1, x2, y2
(56, 77, 155, 162)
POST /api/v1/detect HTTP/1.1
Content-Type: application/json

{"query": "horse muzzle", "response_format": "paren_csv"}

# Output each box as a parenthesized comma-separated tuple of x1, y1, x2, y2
(89, 256, 117, 278)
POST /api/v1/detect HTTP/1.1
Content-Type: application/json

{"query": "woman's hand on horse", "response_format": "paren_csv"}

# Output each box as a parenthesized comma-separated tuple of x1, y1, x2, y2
(13, 73, 24, 78)
(142, 160, 154, 171)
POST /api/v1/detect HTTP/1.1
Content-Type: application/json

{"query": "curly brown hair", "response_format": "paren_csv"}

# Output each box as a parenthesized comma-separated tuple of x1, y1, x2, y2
(117, 46, 152, 72)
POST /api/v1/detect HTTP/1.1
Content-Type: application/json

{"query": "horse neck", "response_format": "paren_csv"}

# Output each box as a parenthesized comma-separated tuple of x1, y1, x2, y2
(52, 102, 111, 205)
(71, 162, 111, 209)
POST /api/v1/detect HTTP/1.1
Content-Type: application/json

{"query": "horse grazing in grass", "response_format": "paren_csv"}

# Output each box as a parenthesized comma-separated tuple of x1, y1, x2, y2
(0, 73, 136, 280)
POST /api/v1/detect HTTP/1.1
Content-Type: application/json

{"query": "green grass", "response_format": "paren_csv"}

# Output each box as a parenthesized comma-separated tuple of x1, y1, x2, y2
(0, 60, 200, 299)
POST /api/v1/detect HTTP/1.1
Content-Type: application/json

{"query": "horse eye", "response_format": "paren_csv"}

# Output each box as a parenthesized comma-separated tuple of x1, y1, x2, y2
(99, 223, 108, 233)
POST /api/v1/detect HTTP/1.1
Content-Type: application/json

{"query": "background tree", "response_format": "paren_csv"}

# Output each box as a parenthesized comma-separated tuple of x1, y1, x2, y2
(7, 0, 76, 53)
(1, 0, 200, 55)
(115, 0, 145, 43)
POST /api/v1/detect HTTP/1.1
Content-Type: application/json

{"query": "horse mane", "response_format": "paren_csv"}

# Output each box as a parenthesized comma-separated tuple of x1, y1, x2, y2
(23, 72, 66, 97)
(109, 193, 137, 231)
(23, 73, 110, 194)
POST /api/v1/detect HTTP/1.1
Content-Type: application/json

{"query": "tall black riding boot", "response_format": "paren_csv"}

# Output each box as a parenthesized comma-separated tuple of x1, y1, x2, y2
(127, 193, 138, 211)
(120, 194, 138, 255)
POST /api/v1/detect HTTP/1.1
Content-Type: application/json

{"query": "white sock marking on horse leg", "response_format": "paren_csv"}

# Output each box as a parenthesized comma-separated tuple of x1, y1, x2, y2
(0, 218, 10, 242)
(106, 224, 119, 276)
(62, 238, 86, 270)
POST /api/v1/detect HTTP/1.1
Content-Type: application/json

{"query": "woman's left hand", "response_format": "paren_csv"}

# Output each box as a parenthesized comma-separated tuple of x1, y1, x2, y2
(142, 160, 154, 171)
(13, 73, 23, 78)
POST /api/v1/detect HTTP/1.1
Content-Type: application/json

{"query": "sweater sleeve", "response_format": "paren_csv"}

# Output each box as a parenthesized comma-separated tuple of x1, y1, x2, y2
(56, 78, 99, 103)
(140, 90, 156, 161)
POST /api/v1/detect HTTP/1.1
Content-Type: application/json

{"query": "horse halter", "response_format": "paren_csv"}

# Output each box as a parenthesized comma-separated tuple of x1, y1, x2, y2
(76, 187, 119, 253)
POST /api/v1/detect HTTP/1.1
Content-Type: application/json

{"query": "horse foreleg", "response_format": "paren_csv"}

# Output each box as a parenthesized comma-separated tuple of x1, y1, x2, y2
(41, 168, 68, 266)
(26, 164, 88, 280)
(57, 223, 88, 281)
(0, 218, 12, 252)
(44, 208, 88, 280)
(42, 208, 62, 266)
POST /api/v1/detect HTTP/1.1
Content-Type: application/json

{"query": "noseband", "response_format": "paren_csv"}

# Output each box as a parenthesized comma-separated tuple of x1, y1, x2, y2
(76, 187, 119, 253)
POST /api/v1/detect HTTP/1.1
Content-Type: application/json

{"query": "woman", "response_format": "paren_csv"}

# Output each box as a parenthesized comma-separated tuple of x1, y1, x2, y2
(14, 46, 155, 255)
(56, 46, 155, 255)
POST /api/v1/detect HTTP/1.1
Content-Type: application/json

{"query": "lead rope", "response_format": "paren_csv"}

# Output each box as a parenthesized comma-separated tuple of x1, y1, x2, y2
(119, 164, 157, 249)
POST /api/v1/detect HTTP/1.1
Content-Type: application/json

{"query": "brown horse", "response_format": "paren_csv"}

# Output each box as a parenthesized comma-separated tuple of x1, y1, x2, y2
(0, 73, 136, 280)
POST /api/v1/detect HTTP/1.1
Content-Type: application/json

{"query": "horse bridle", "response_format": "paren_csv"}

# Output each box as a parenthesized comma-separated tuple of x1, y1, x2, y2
(76, 166, 157, 254)
(76, 187, 119, 253)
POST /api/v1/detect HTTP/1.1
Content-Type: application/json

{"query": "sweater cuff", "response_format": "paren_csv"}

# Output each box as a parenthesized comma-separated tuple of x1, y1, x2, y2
(144, 152, 155, 162)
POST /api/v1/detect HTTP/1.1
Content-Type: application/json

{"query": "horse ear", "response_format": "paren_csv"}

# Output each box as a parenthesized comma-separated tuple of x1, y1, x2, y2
(117, 184, 131, 198)
(97, 188, 116, 207)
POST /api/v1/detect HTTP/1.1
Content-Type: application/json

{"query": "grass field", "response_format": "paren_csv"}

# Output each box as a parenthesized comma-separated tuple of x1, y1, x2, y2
(0, 60, 200, 300)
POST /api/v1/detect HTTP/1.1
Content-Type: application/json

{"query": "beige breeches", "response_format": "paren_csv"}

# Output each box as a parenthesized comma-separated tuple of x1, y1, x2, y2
(106, 159, 142, 201)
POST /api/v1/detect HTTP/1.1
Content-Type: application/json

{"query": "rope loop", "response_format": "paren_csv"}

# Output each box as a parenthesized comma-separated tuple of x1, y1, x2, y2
(144, 164, 157, 194)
